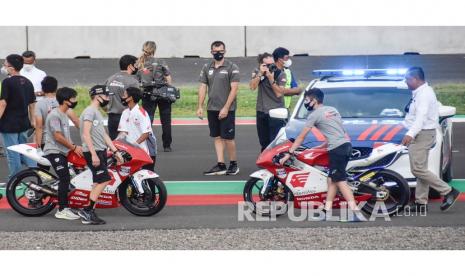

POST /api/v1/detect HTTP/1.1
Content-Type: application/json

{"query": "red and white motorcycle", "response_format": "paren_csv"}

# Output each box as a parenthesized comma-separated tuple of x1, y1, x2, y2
(244, 139, 410, 216)
(5, 139, 167, 217)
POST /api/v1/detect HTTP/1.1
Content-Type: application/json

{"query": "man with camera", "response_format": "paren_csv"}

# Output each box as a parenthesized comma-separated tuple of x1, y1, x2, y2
(249, 49, 296, 152)
(137, 41, 175, 152)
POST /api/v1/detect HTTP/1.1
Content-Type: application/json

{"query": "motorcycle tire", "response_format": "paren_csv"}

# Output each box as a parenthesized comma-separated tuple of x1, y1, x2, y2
(6, 169, 56, 217)
(243, 177, 290, 217)
(119, 177, 167, 216)
(359, 169, 410, 215)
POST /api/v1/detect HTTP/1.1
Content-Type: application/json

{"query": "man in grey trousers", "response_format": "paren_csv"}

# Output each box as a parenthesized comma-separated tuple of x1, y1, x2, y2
(401, 67, 459, 212)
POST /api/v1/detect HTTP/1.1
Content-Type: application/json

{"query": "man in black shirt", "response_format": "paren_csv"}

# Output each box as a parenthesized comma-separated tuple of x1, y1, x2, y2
(0, 54, 37, 181)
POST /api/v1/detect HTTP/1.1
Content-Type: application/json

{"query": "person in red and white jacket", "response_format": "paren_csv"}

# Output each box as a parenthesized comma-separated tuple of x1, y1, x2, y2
(118, 87, 157, 171)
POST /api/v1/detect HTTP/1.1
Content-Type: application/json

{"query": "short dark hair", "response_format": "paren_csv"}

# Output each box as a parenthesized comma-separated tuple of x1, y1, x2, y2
(272, 47, 290, 61)
(304, 88, 324, 104)
(126, 87, 142, 103)
(257, 52, 272, 64)
(211, 41, 225, 50)
(56, 87, 77, 105)
(41, 76, 58, 93)
(6, 54, 24, 71)
(406, 67, 425, 81)
(22, 50, 36, 59)
(119, 55, 138, 71)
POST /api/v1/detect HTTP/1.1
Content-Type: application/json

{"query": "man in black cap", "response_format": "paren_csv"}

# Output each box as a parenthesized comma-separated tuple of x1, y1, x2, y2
(77, 85, 123, 225)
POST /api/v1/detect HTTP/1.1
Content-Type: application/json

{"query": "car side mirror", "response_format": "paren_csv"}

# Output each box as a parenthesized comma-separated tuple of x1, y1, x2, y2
(269, 108, 289, 120)
(438, 105, 456, 124)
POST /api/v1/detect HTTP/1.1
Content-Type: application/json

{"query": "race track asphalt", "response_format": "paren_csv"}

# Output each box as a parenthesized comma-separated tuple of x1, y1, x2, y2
(2, 54, 465, 86)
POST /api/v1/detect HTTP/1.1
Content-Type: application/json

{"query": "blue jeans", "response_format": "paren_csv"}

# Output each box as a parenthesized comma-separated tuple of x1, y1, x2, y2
(1, 131, 37, 180)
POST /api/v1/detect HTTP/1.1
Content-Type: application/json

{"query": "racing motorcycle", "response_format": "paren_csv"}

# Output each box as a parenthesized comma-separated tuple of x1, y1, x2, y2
(5, 138, 167, 217)
(244, 139, 410, 216)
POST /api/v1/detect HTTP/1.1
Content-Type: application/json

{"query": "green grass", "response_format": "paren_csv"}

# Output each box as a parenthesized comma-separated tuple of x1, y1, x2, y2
(73, 83, 465, 117)
(434, 83, 465, 115)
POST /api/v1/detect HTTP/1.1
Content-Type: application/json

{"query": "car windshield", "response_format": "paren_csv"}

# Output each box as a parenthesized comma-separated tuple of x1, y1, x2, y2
(295, 87, 411, 119)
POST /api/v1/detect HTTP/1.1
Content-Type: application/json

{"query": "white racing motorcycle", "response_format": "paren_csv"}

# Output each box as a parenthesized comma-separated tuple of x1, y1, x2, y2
(5, 139, 167, 217)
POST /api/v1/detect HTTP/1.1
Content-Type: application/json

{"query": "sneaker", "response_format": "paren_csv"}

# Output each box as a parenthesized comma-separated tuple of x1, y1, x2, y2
(0, 182, 6, 189)
(163, 147, 172, 152)
(203, 163, 227, 176)
(440, 188, 460, 212)
(55, 208, 80, 220)
(78, 208, 106, 225)
(226, 162, 240, 175)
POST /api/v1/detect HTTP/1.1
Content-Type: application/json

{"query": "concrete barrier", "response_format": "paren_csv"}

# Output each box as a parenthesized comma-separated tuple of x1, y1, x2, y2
(0, 26, 27, 58)
(26, 26, 245, 58)
(2, 26, 465, 58)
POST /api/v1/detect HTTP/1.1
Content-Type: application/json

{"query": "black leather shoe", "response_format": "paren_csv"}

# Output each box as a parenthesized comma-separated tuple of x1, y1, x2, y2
(440, 188, 460, 212)
(163, 147, 172, 152)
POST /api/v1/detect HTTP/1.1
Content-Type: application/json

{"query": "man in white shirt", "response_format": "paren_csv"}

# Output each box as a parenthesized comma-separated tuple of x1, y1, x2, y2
(118, 87, 157, 170)
(401, 67, 459, 212)
(20, 51, 47, 100)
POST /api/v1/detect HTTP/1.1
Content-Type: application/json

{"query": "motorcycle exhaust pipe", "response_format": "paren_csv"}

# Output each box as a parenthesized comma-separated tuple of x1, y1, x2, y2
(26, 183, 58, 197)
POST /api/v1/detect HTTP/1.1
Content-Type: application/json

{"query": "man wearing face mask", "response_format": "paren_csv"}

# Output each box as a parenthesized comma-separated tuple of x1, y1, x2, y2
(78, 85, 123, 225)
(280, 89, 364, 222)
(197, 41, 241, 176)
(35, 76, 80, 151)
(249, 52, 287, 152)
(118, 87, 157, 171)
(272, 47, 303, 109)
(105, 55, 140, 140)
(0, 54, 37, 182)
(20, 51, 47, 101)
(43, 87, 83, 220)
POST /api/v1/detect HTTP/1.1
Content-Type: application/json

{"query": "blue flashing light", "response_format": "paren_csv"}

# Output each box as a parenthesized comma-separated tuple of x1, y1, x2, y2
(313, 68, 408, 78)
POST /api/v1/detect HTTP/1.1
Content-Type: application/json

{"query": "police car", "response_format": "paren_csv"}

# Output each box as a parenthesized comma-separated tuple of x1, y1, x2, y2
(270, 69, 456, 192)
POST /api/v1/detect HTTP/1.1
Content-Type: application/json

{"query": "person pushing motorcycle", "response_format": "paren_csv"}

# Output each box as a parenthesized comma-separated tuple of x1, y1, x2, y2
(77, 85, 124, 225)
(43, 87, 83, 220)
(279, 88, 365, 222)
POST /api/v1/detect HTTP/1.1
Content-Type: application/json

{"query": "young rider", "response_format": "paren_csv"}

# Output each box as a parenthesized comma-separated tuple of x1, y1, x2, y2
(77, 85, 123, 225)
(279, 88, 365, 222)
(43, 87, 83, 220)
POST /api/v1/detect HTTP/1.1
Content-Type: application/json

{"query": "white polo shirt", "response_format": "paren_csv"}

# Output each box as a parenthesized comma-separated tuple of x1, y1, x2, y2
(20, 65, 46, 93)
(402, 82, 440, 138)
(118, 104, 153, 154)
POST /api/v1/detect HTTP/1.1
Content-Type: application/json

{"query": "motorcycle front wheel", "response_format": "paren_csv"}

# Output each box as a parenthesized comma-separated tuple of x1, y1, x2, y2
(118, 177, 167, 216)
(243, 177, 290, 216)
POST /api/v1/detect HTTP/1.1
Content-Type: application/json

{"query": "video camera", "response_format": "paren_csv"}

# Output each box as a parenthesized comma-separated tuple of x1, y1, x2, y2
(140, 81, 180, 103)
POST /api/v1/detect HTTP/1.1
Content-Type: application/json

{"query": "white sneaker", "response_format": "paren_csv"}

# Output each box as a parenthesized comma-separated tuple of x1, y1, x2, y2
(55, 208, 80, 220)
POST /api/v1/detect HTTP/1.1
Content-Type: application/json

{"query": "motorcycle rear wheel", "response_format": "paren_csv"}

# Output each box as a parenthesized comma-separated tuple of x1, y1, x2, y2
(357, 169, 410, 215)
(6, 169, 56, 217)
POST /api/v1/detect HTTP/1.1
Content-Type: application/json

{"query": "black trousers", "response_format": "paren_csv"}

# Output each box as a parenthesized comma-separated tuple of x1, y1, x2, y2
(142, 98, 172, 148)
(45, 153, 70, 210)
(108, 113, 122, 141)
(256, 111, 286, 152)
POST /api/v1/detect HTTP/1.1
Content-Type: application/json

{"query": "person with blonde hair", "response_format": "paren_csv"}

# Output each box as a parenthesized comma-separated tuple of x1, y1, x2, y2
(137, 41, 174, 152)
